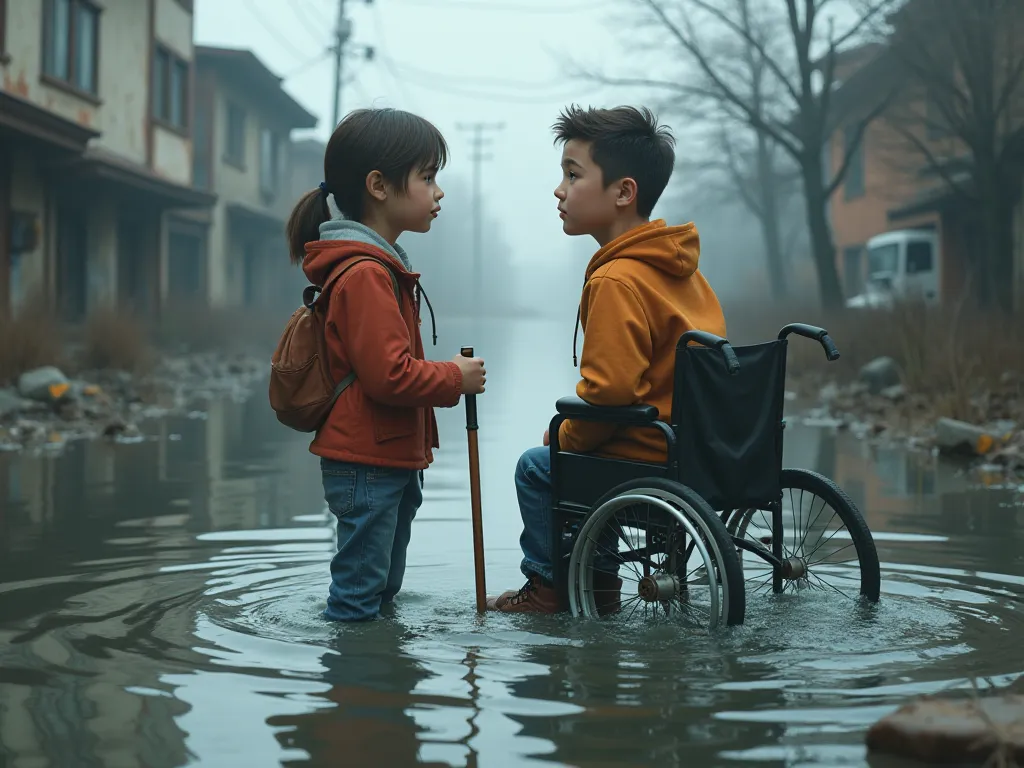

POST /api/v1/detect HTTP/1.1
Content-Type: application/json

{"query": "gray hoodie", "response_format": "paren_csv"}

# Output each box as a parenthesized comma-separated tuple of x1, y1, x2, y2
(318, 218, 412, 272)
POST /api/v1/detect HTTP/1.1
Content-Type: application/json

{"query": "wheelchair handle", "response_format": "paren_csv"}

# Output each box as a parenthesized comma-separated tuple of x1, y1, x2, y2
(678, 330, 741, 375)
(778, 323, 841, 362)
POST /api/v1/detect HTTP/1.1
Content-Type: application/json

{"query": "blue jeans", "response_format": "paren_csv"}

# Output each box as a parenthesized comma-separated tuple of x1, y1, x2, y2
(516, 445, 620, 585)
(321, 458, 422, 622)
(516, 446, 556, 583)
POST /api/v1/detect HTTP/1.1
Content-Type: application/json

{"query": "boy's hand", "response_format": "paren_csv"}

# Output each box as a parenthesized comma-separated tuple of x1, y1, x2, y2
(453, 354, 486, 395)
(542, 429, 550, 446)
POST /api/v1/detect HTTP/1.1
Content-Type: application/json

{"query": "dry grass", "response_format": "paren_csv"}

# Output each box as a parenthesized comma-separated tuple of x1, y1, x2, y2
(1, 298, 283, 386)
(153, 301, 289, 355)
(0, 297, 65, 386)
(726, 298, 1024, 423)
(77, 306, 155, 374)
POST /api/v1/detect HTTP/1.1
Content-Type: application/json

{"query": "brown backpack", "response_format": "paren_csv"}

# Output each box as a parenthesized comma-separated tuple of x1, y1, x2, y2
(269, 257, 401, 432)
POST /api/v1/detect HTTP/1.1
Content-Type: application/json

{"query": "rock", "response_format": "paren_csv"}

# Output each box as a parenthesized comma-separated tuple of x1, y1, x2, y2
(819, 382, 840, 403)
(102, 419, 128, 437)
(846, 381, 871, 398)
(17, 366, 71, 402)
(881, 384, 906, 402)
(11, 419, 47, 442)
(866, 692, 1024, 765)
(56, 401, 83, 421)
(0, 388, 30, 418)
(991, 419, 1018, 438)
(991, 444, 1023, 470)
(859, 356, 902, 395)
(935, 417, 1001, 456)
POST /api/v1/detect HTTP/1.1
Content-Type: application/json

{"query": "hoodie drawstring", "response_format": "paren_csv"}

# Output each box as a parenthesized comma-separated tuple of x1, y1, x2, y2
(416, 281, 438, 346)
(572, 305, 581, 368)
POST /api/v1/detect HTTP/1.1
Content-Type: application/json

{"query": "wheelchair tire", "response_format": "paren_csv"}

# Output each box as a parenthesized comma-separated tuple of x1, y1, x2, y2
(568, 478, 745, 628)
(727, 468, 881, 603)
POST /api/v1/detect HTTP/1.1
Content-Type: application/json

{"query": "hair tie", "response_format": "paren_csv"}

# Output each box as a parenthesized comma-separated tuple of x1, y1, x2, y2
(318, 181, 329, 197)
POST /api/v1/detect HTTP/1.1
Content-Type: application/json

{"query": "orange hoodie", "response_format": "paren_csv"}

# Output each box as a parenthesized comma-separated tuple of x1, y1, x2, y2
(558, 219, 726, 463)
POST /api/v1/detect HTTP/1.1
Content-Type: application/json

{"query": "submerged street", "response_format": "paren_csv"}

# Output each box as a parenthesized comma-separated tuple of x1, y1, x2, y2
(1, 317, 1022, 767)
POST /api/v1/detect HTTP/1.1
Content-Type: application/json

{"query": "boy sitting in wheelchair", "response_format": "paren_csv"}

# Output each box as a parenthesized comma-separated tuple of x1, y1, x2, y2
(488, 105, 728, 614)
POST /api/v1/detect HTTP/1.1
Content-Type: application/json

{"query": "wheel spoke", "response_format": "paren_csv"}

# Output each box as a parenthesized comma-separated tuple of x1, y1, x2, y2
(807, 542, 856, 567)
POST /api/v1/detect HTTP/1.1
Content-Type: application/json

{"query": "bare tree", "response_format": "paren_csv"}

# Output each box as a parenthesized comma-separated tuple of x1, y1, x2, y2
(681, 118, 802, 299)
(584, 0, 898, 308)
(570, 0, 801, 300)
(880, 0, 1024, 310)
(683, 0, 801, 300)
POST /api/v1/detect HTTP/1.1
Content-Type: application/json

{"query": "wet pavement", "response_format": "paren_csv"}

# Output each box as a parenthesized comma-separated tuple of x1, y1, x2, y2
(1, 316, 1023, 767)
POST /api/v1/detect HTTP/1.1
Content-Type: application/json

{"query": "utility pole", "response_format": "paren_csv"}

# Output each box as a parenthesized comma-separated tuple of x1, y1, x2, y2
(456, 122, 504, 317)
(331, 0, 351, 128)
(330, 1, 375, 129)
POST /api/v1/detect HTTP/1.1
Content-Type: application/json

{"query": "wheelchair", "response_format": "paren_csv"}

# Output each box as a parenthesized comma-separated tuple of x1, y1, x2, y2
(547, 323, 882, 628)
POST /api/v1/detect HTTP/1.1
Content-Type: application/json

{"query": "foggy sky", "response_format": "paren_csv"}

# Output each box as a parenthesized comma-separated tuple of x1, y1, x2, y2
(194, 0, 632, 268)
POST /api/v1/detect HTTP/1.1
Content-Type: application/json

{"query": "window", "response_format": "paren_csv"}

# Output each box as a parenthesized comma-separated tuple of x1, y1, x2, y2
(843, 123, 865, 200)
(868, 244, 898, 277)
(259, 128, 279, 199)
(1, 0, 9, 63)
(192, 90, 212, 190)
(224, 103, 246, 168)
(152, 45, 189, 131)
(906, 241, 933, 274)
(42, 0, 100, 96)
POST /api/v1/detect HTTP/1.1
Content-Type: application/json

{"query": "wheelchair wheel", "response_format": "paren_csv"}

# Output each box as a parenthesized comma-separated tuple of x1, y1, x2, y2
(567, 478, 745, 628)
(726, 469, 881, 602)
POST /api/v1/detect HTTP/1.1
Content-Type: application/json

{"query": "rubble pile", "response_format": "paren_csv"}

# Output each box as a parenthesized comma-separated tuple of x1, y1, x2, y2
(791, 355, 1023, 479)
(0, 354, 267, 453)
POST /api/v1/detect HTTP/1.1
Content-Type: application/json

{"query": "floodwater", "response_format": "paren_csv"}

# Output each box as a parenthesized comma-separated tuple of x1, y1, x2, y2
(1, 316, 1023, 768)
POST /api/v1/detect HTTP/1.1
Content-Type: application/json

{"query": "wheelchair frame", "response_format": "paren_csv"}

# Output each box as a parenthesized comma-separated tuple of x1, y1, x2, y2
(546, 323, 844, 614)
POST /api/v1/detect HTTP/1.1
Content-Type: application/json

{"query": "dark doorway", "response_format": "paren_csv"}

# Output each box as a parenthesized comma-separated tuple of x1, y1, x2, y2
(56, 203, 88, 322)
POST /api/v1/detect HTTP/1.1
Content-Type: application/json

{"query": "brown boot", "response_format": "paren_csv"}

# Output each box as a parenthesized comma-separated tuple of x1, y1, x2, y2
(486, 576, 559, 614)
(592, 571, 623, 617)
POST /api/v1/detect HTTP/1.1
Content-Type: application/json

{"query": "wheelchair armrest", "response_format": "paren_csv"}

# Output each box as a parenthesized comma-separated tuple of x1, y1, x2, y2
(778, 323, 840, 361)
(555, 396, 659, 425)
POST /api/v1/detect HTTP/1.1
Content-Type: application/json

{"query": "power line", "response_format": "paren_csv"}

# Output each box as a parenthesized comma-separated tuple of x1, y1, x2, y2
(370, 1, 420, 110)
(387, 0, 612, 12)
(378, 56, 586, 104)
(288, 0, 333, 44)
(243, 0, 311, 62)
(282, 50, 332, 81)
(457, 122, 505, 317)
(383, 56, 568, 93)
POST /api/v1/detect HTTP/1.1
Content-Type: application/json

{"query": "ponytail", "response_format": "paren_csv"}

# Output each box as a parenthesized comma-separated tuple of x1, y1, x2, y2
(286, 187, 330, 265)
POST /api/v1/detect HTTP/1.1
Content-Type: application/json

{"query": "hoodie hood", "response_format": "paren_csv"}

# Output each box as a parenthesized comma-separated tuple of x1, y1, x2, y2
(586, 219, 700, 281)
(302, 219, 414, 287)
(300, 217, 440, 347)
(320, 218, 412, 268)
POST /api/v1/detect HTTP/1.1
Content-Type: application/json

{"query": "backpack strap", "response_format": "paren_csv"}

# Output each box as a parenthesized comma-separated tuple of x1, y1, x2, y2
(303, 256, 402, 311)
(303, 255, 404, 403)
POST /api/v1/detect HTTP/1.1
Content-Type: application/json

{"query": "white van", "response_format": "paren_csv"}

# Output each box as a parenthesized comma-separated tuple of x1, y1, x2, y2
(845, 229, 941, 308)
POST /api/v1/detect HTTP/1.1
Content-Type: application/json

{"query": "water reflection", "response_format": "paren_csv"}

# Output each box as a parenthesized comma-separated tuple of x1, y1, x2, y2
(0, 316, 1022, 767)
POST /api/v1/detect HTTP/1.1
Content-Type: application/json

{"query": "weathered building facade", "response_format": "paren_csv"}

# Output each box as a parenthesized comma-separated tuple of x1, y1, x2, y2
(0, 0, 214, 320)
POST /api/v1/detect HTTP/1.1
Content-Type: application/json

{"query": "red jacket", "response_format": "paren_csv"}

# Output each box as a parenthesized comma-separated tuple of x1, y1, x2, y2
(301, 241, 463, 470)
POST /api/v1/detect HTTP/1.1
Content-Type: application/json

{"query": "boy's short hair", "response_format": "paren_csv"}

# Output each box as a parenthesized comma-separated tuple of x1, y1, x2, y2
(552, 105, 675, 218)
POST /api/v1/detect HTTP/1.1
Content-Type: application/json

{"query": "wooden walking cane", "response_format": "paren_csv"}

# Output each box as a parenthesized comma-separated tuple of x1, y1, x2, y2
(461, 346, 487, 614)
